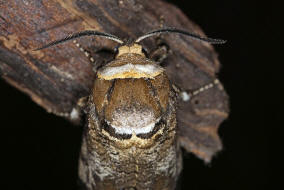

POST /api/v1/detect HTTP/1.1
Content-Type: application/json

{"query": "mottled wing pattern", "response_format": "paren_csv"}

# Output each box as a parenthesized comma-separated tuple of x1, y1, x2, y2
(177, 86, 229, 162)
(164, 42, 229, 163)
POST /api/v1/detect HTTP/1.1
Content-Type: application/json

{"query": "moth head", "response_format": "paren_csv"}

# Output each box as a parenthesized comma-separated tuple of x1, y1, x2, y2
(115, 43, 145, 58)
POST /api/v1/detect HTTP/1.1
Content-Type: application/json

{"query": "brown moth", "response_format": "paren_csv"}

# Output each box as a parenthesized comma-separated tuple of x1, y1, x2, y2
(36, 28, 226, 190)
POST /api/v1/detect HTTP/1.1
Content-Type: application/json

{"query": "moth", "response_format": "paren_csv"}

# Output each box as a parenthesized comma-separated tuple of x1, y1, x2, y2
(36, 28, 226, 190)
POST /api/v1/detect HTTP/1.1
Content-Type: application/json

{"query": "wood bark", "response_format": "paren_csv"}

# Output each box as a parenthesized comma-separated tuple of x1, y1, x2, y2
(0, 0, 229, 163)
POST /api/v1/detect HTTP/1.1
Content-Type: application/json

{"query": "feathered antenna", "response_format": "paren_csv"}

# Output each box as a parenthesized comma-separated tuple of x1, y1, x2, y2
(135, 28, 226, 44)
(34, 30, 124, 51)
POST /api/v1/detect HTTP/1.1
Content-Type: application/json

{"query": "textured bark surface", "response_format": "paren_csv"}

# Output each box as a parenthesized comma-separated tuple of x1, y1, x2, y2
(0, 0, 229, 162)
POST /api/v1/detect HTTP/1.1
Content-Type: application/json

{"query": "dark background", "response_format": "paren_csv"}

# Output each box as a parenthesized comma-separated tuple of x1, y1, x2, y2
(0, 0, 271, 189)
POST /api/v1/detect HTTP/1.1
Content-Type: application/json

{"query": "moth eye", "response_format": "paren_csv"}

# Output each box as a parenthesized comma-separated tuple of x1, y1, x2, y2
(114, 46, 119, 55)
(142, 47, 149, 57)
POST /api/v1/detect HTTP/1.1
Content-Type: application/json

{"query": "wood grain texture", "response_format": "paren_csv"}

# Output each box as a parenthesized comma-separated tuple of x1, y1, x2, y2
(0, 0, 229, 162)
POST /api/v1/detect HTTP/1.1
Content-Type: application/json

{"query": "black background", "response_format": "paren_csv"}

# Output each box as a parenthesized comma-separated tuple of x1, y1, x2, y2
(0, 0, 271, 189)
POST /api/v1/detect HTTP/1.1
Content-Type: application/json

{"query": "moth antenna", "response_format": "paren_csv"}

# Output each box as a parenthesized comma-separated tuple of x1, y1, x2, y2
(135, 28, 226, 44)
(34, 30, 124, 51)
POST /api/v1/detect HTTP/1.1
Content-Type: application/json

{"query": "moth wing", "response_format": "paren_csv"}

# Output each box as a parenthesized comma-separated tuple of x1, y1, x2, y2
(163, 48, 229, 163)
(176, 85, 229, 163)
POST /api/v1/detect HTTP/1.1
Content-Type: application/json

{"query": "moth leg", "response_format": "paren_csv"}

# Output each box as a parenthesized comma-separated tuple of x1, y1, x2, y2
(76, 96, 89, 112)
(148, 15, 170, 64)
(179, 79, 222, 102)
(149, 40, 170, 65)
(68, 96, 89, 125)
(73, 40, 113, 72)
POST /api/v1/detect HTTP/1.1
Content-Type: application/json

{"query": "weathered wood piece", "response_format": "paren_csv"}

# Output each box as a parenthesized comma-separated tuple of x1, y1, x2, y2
(0, 0, 228, 164)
